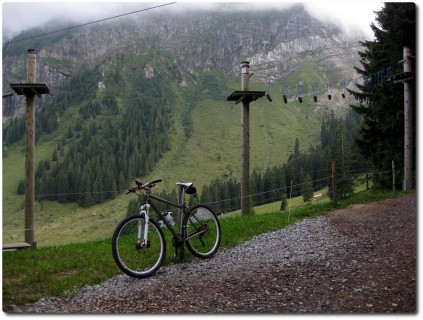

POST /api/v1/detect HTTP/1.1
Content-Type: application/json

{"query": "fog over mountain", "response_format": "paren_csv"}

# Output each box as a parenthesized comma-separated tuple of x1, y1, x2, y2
(2, 1, 381, 42)
(3, 2, 364, 123)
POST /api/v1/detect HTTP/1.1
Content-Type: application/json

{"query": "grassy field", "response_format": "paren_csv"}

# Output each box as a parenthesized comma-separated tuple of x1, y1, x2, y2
(2, 72, 327, 248)
(2, 189, 407, 311)
(221, 187, 330, 218)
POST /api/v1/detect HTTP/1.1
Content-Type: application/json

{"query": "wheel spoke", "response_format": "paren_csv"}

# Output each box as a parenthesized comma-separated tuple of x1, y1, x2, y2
(112, 216, 166, 278)
(185, 205, 221, 258)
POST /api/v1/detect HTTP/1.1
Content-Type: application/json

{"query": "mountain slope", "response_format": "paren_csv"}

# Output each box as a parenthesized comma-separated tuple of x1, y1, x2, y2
(2, 4, 362, 117)
(2, 6, 363, 246)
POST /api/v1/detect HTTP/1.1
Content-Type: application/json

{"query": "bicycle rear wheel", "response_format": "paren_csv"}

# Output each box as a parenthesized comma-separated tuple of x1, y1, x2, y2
(184, 205, 221, 258)
(112, 215, 166, 278)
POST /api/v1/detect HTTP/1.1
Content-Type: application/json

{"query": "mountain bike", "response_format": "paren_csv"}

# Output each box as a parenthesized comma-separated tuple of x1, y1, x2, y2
(112, 179, 221, 278)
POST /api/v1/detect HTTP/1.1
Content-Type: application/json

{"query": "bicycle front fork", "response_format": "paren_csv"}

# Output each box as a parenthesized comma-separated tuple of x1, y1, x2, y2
(139, 203, 184, 258)
(137, 204, 150, 248)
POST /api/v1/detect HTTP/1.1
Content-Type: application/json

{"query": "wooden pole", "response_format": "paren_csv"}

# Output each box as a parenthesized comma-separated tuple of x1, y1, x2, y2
(25, 49, 37, 247)
(240, 61, 250, 216)
(331, 160, 336, 204)
(392, 160, 396, 192)
(227, 64, 265, 216)
(288, 179, 293, 222)
(403, 46, 413, 191)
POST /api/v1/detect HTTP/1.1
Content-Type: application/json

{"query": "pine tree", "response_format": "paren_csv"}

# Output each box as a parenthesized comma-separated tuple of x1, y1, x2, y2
(301, 174, 314, 203)
(52, 149, 58, 161)
(250, 169, 264, 206)
(280, 193, 288, 212)
(17, 180, 25, 195)
(127, 199, 140, 217)
(293, 138, 300, 159)
(348, 3, 416, 189)
(329, 124, 354, 200)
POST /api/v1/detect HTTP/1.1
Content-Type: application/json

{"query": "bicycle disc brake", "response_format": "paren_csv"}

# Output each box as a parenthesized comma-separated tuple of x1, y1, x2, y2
(135, 240, 150, 250)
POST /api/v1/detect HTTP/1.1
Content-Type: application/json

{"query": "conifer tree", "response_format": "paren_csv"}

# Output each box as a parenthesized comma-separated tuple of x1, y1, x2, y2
(329, 124, 354, 200)
(280, 193, 288, 212)
(301, 174, 313, 203)
(348, 2, 416, 189)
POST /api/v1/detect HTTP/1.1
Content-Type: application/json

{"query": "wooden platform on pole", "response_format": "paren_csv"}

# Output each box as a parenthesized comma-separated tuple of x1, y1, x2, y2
(227, 61, 266, 216)
(6, 49, 50, 250)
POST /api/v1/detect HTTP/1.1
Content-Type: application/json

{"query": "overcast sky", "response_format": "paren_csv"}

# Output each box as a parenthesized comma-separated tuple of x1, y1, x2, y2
(2, 1, 384, 40)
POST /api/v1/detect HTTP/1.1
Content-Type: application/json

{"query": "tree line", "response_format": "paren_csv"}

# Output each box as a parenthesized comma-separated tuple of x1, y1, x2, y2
(12, 51, 176, 207)
(200, 110, 368, 214)
(140, 109, 369, 216)
(34, 91, 173, 207)
(3, 64, 100, 147)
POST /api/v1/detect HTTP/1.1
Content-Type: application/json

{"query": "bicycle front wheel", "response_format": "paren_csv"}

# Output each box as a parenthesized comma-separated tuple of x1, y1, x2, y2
(112, 215, 166, 278)
(184, 205, 221, 258)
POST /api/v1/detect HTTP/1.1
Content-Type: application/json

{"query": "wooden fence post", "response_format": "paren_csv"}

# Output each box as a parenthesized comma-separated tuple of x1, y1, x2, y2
(392, 160, 396, 193)
(331, 160, 336, 204)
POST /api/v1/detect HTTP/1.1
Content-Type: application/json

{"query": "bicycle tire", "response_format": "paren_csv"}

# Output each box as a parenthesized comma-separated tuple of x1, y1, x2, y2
(112, 214, 166, 278)
(184, 205, 221, 258)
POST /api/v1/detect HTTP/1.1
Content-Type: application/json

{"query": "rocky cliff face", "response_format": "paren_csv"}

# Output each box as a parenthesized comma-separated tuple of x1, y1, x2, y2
(2, 4, 363, 119)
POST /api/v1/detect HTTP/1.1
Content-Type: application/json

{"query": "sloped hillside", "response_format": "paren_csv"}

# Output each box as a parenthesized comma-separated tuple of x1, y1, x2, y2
(2, 5, 362, 246)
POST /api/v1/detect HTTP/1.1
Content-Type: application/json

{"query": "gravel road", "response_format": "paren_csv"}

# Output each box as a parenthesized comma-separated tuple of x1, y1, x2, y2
(13, 193, 416, 313)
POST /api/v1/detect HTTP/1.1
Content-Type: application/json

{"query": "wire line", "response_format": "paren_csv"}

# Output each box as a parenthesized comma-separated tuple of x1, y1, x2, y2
(6, 2, 177, 44)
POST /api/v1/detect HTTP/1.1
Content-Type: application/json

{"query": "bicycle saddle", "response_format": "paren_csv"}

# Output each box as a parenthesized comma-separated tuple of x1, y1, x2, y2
(176, 182, 197, 194)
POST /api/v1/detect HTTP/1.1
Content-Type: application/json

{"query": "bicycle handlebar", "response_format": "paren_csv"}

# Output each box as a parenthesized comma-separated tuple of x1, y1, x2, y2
(126, 179, 163, 194)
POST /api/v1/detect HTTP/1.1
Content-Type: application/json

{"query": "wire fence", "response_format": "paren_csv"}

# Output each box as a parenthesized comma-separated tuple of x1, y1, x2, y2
(2, 167, 395, 247)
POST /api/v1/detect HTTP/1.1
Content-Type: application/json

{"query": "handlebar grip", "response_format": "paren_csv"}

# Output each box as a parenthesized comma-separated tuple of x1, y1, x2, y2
(128, 179, 162, 193)
(126, 186, 136, 194)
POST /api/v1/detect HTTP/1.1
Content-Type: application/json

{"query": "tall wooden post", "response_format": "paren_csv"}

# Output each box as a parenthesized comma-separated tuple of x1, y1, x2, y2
(9, 50, 49, 250)
(240, 61, 250, 216)
(227, 63, 265, 216)
(25, 49, 37, 247)
(403, 46, 413, 191)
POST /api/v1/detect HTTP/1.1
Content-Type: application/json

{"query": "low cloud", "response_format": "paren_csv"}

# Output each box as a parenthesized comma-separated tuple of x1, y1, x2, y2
(2, 1, 382, 40)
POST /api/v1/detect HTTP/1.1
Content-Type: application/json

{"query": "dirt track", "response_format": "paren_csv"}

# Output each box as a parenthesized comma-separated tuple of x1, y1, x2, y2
(15, 193, 416, 313)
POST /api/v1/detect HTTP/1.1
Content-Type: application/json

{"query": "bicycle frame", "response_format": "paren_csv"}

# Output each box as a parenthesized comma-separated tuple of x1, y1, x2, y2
(137, 183, 190, 248)
(145, 193, 186, 243)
